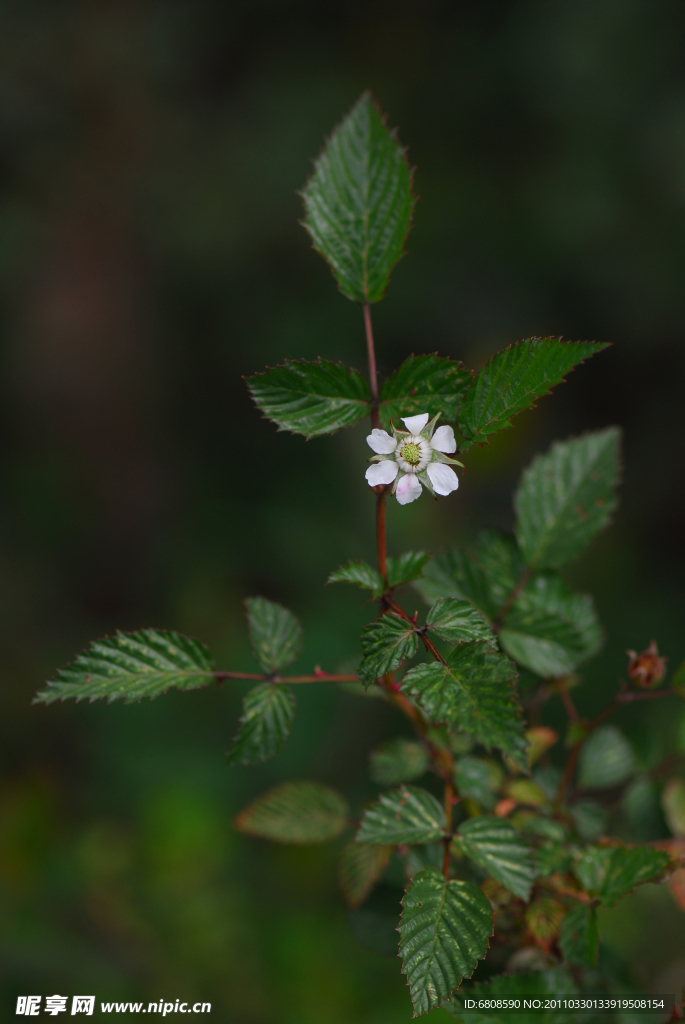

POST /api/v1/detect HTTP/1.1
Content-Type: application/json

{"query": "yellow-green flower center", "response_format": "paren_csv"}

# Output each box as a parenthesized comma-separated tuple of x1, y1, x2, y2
(400, 442, 421, 465)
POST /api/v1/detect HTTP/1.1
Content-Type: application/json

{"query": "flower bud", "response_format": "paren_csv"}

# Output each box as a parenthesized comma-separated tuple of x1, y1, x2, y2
(626, 640, 666, 689)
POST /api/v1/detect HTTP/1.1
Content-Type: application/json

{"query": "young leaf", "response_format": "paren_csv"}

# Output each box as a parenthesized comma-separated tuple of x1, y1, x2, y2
(398, 867, 493, 1017)
(445, 967, 578, 1022)
(33, 629, 214, 705)
(454, 815, 536, 901)
(356, 785, 446, 845)
(458, 338, 609, 449)
(515, 428, 621, 569)
(358, 613, 418, 685)
(301, 91, 414, 304)
(379, 354, 471, 427)
(370, 738, 429, 786)
(499, 574, 602, 677)
(386, 550, 431, 591)
(559, 904, 598, 968)
(246, 359, 371, 438)
(401, 643, 527, 767)
(327, 560, 383, 597)
(225, 683, 295, 766)
(573, 845, 671, 906)
(525, 898, 566, 950)
(426, 597, 494, 645)
(234, 781, 349, 843)
(338, 841, 391, 908)
(245, 597, 303, 674)
(453, 756, 502, 810)
(577, 726, 635, 790)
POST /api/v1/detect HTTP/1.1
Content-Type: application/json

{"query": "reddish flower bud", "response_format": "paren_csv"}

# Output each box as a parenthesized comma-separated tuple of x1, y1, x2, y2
(626, 640, 666, 689)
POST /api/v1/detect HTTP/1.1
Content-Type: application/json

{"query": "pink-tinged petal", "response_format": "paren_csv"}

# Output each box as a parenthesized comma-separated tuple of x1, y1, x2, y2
(366, 429, 397, 454)
(366, 461, 399, 486)
(401, 413, 429, 435)
(426, 462, 459, 496)
(395, 473, 422, 505)
(430, 424, 456, 453)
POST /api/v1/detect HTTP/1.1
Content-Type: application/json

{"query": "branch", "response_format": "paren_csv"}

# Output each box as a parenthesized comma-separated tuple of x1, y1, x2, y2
(213, 671, 359, 685)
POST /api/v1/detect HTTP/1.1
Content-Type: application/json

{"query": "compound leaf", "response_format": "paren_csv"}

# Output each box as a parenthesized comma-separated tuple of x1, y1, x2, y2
(235, 781, 348, 843)
(455, 815, 536, 900)
(301, 91, 414, 304)
(245, 597, 303, 674)
(328, 560, 383, 597)
(459, 338, 608, 449)
(370, 738, 429, 786)
(427, 597, 494, 645)
(356, 785, 446, 845)
(574, 845, 671, 906)
(559, 904, 598, 968)
(577, 726, 635, 790)
(34, 629, 214, 705)
(225, 683, 295, 766)
(246, 358, 371, 438)
(515, 428, 621, 569)
(379, 354, 471, 427)
(399, 867, 492, 1016)
(338, 841, 392, 908)
(359, 613, 418, 685)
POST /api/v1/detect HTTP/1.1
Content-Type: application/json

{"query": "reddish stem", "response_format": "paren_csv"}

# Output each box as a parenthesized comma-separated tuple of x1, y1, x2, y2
(363, 303, 380, 429)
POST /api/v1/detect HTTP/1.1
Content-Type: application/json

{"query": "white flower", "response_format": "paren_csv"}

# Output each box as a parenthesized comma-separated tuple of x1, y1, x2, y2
(365, 412, 462, 505)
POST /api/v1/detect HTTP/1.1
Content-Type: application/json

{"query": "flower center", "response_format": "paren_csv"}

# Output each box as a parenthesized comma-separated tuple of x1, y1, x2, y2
(400, 442, 422, 465)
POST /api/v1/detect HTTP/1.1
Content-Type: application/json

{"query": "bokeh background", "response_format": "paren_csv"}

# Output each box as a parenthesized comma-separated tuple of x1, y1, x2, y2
(2, 1, 685, 1020)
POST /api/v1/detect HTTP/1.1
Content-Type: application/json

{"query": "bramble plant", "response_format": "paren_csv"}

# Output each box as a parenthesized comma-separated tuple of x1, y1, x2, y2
(35, 94, 685, 1018)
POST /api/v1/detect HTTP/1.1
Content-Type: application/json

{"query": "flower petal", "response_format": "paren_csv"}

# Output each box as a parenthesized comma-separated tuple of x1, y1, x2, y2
(401, 413, 429, 435)
(395, 473, 422, 505)
(430, 424, 456, 453)
(366, 428, 397, 454)
(366, 461, 399, 487)
(426, 462, 459, 496)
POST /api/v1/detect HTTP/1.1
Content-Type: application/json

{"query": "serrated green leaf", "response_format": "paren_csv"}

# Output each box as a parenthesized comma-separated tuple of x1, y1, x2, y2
(414, 531, 522, 620)
(370, 738, 429, 786)
(578, 726, 635, 790)
(559, 904, 598, 968)
(455, 815, 536, 900)
(234, 781, 349, 843)
(500, 573, 602, 677)
(245, 597, 303, 674)
(387, 550, 431, 591)
(536, 840, 572, 878)
(401, 643, 527, 767)
(573, 844, 671, 906)
(301, 92, 414, 304)
(328, 560, 383, 596)
(357, 785, 446, 845)
(338, 841, 391, 907)
(379, 354, 471, 427)
(246, 358, 371, 438)
(453, 757, 503, 810)
(398, 867, 492, 1016)
(515, 428, 621, 569)
(662, 778, 685, 837)
(225, 683, 295, 766)
(427, 597, 494, 645)
(33, 629, 215, 705)
(358, 613, 418, 685)
(445, 967, 578, 1024)
(458, 338, 609, 449)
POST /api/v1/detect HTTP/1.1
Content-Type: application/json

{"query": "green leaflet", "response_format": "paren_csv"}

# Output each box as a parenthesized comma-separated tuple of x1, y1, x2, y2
(329, 552, 429, 599)
(301, 92, 414, 304)
(426, 597, 494, 645)
(246, 358, 371, 438)
(401, 643, 527, 768)
(225, 683, 295, 766)
(453, 757, 502, 811)
(338, 841, 391, 908)
(379, 354, 471, 427)
(499, 573, 603, 677)
(415, 531, 522, 619)
(328, 559, 383, 597)
(573, 844, 671, 906)
(358, 613, 418, 685)
(33, 629, 214, 705)
(458, 338, 609, 449)
(245, 596, 303, 674)
(234, 781, 349, 843)
(559, 904, 598, 968)
(454, 815, 536, 901)
(515, 428, 621, 569)
(387, 551, 431, 591)
(370, 738, 429, 786)
(445, 968, 578, 1024)
(662, 778, 685, 837)
(398, 867, 493, 1017)
(357, 785, 446, 845)
(577, 725, 635, 790)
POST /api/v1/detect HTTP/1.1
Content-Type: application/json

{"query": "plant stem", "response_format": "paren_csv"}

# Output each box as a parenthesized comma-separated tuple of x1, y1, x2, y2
(557, 678, 579, 722)
(213, 671, 359, 684)
(363, 303, 380, 429)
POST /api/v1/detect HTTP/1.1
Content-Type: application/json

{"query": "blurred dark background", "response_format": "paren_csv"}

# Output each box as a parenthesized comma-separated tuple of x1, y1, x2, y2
(2, 1, 685, 1019)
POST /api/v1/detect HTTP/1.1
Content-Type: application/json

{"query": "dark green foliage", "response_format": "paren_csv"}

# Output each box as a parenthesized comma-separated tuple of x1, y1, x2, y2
(578, 725, 635, 790)
(415, 531, 522, 619)
(426, 597, 494, 645)
(454, 815, 536, 900)
(573, 845, 671, 906)
(225, 683, 295, 766)
(379, 354, 471, 427)
(235, 781, 349, 843)
(453, 757, 501, 810)
(34, 629, 215, 705)
(386, 551, 431, 591)
(338, 842, 391, 907)
(559, 904, 599, 968)
(458, 338, 608, 449)
(370, 738, 429, 785)
(358, 613, 418, 684)
(301, 92, 414, 303)
(246, 358, 371, 438)
(445, 968, 579, 1023)
(245, 596, 303, 673)
(398, 867, 493, 1016)
(328, 559, 383, 596)
(356, 785, 446, 845)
